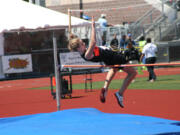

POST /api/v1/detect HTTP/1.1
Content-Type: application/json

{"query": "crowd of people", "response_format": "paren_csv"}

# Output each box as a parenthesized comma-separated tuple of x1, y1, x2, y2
(109, 34, 157, 83)
(97, 13, 158, 83)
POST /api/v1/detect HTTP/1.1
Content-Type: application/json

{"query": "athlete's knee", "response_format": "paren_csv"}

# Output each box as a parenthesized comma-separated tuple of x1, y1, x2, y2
(124, 67, 137, 77)
(105, 79, 110, 83)
(133, 71, 137, 78)
(129, 69, 137, 77)
(112, 67, 119, 72)
(133, 70, 137, 76)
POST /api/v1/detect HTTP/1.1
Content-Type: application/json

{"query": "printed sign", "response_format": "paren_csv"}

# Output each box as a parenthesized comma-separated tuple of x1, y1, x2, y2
(2, 54, 33, 73)
(59, 52, 101, 70)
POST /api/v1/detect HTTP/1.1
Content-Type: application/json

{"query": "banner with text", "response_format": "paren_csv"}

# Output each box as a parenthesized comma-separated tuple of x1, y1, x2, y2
(59, 52, 102, 70)
(2, 54, 33, 73)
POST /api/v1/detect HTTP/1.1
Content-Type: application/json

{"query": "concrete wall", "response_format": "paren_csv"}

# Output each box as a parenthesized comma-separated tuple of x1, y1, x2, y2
(45, 0, 112, 6)
(47, 0, 155, 25)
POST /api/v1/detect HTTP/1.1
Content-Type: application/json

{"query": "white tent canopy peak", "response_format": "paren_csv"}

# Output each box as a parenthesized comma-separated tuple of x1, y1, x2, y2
(0, 0, 90, 32)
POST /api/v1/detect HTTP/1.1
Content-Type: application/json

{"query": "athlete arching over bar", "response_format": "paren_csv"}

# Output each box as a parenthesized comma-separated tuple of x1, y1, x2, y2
(68, 16, 137, 108)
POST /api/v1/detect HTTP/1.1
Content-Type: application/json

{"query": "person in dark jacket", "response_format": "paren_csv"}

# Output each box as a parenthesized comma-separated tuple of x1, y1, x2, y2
(110, 33, 119, 51)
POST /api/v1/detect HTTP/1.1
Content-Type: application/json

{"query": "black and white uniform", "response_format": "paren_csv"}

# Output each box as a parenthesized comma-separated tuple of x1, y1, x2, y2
(81, 46, 128, 69)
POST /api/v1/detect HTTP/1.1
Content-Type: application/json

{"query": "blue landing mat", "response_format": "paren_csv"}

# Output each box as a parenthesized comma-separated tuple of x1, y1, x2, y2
(0, 108, 180, 135)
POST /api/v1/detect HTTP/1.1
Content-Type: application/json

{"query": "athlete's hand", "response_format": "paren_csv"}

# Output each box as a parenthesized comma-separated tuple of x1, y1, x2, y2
(91, 16, 95, 27)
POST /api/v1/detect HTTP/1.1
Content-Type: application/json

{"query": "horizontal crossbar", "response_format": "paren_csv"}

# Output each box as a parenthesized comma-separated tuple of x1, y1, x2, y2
(62, 62, 180, 68)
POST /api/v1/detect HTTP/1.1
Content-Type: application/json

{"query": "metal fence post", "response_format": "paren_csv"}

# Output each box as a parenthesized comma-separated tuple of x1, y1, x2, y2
(52, 31, 62, 111)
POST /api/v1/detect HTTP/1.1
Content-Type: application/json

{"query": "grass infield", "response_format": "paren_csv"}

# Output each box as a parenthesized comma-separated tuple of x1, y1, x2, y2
(31, 74, 180, 90)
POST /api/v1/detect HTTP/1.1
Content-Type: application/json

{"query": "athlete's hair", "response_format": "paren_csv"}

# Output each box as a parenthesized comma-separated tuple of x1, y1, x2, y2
(68, 34, 80, 51)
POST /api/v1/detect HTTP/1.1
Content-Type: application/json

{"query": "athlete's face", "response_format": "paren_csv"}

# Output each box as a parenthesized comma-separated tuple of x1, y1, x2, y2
(77, 40, 86, 53)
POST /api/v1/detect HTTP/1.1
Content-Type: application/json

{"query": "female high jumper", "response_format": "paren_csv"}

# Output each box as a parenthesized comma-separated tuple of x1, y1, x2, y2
(68, 16, 137, 108)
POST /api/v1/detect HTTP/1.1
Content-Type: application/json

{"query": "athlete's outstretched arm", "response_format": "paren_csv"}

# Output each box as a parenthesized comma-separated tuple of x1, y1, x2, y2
(85, 16, 96, 59)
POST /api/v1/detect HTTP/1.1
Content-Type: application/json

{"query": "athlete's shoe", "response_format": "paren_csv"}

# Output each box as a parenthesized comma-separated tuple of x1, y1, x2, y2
(100, 88, 106, 103)
(114, 92, 124, 108)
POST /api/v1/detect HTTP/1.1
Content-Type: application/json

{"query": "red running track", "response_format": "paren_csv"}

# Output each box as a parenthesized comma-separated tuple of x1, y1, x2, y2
(0, 67, 180, 121)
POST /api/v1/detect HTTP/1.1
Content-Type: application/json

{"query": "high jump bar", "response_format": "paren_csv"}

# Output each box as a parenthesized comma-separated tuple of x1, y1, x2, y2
(62, 62, 180, 68)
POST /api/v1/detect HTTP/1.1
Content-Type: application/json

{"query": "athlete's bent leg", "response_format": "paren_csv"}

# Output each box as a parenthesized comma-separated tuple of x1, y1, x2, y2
(115, 67, 137, 107)
(119, 67, 137, 95)
(100, 68, 119, 103)
(104, 68, 119, 90)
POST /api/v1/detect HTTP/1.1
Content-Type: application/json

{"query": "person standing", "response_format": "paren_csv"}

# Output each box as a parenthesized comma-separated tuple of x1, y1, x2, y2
(140, 38, 158, 82)
(101, 35, 106, 46)
(127, 33, 136, 46)
(98, 14, 108, 40)
(138, 36, 147, 72)
(98, 14, 108, 30)
(98, 14, 110, 46)
(138, 36, 146, 63)
(119, 35, 127, 49)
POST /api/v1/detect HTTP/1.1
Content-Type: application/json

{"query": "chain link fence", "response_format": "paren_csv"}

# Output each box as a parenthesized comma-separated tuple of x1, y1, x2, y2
(156, 40, 180, 63)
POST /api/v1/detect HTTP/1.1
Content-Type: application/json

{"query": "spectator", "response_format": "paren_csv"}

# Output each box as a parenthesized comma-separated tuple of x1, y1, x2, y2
(176, 0, 180, 11)
(127, 33, 136, 46)
(101, 35, 106, 46)
(98, 14, 108, 37)
(119, 35, 127, 49)
(138, 36, 147, 73)
(124, 40, 140, 62)
(110, 33, 119, 51)
(138, 36, 146, 54)
(98, 14, 108, 30)
(124, 40, 141, 82)
(98, 14, 109, 46)
(140, 38, 158, 82)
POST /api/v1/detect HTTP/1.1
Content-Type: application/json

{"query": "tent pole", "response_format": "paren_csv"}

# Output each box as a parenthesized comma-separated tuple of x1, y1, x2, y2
(52, 31, 61, 111)
(68, 9, 72, 35)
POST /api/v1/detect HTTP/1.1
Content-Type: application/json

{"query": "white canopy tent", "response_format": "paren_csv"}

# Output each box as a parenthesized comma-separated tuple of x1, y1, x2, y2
(0, 0, 90, 32)
(0, 0, 92, 57)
